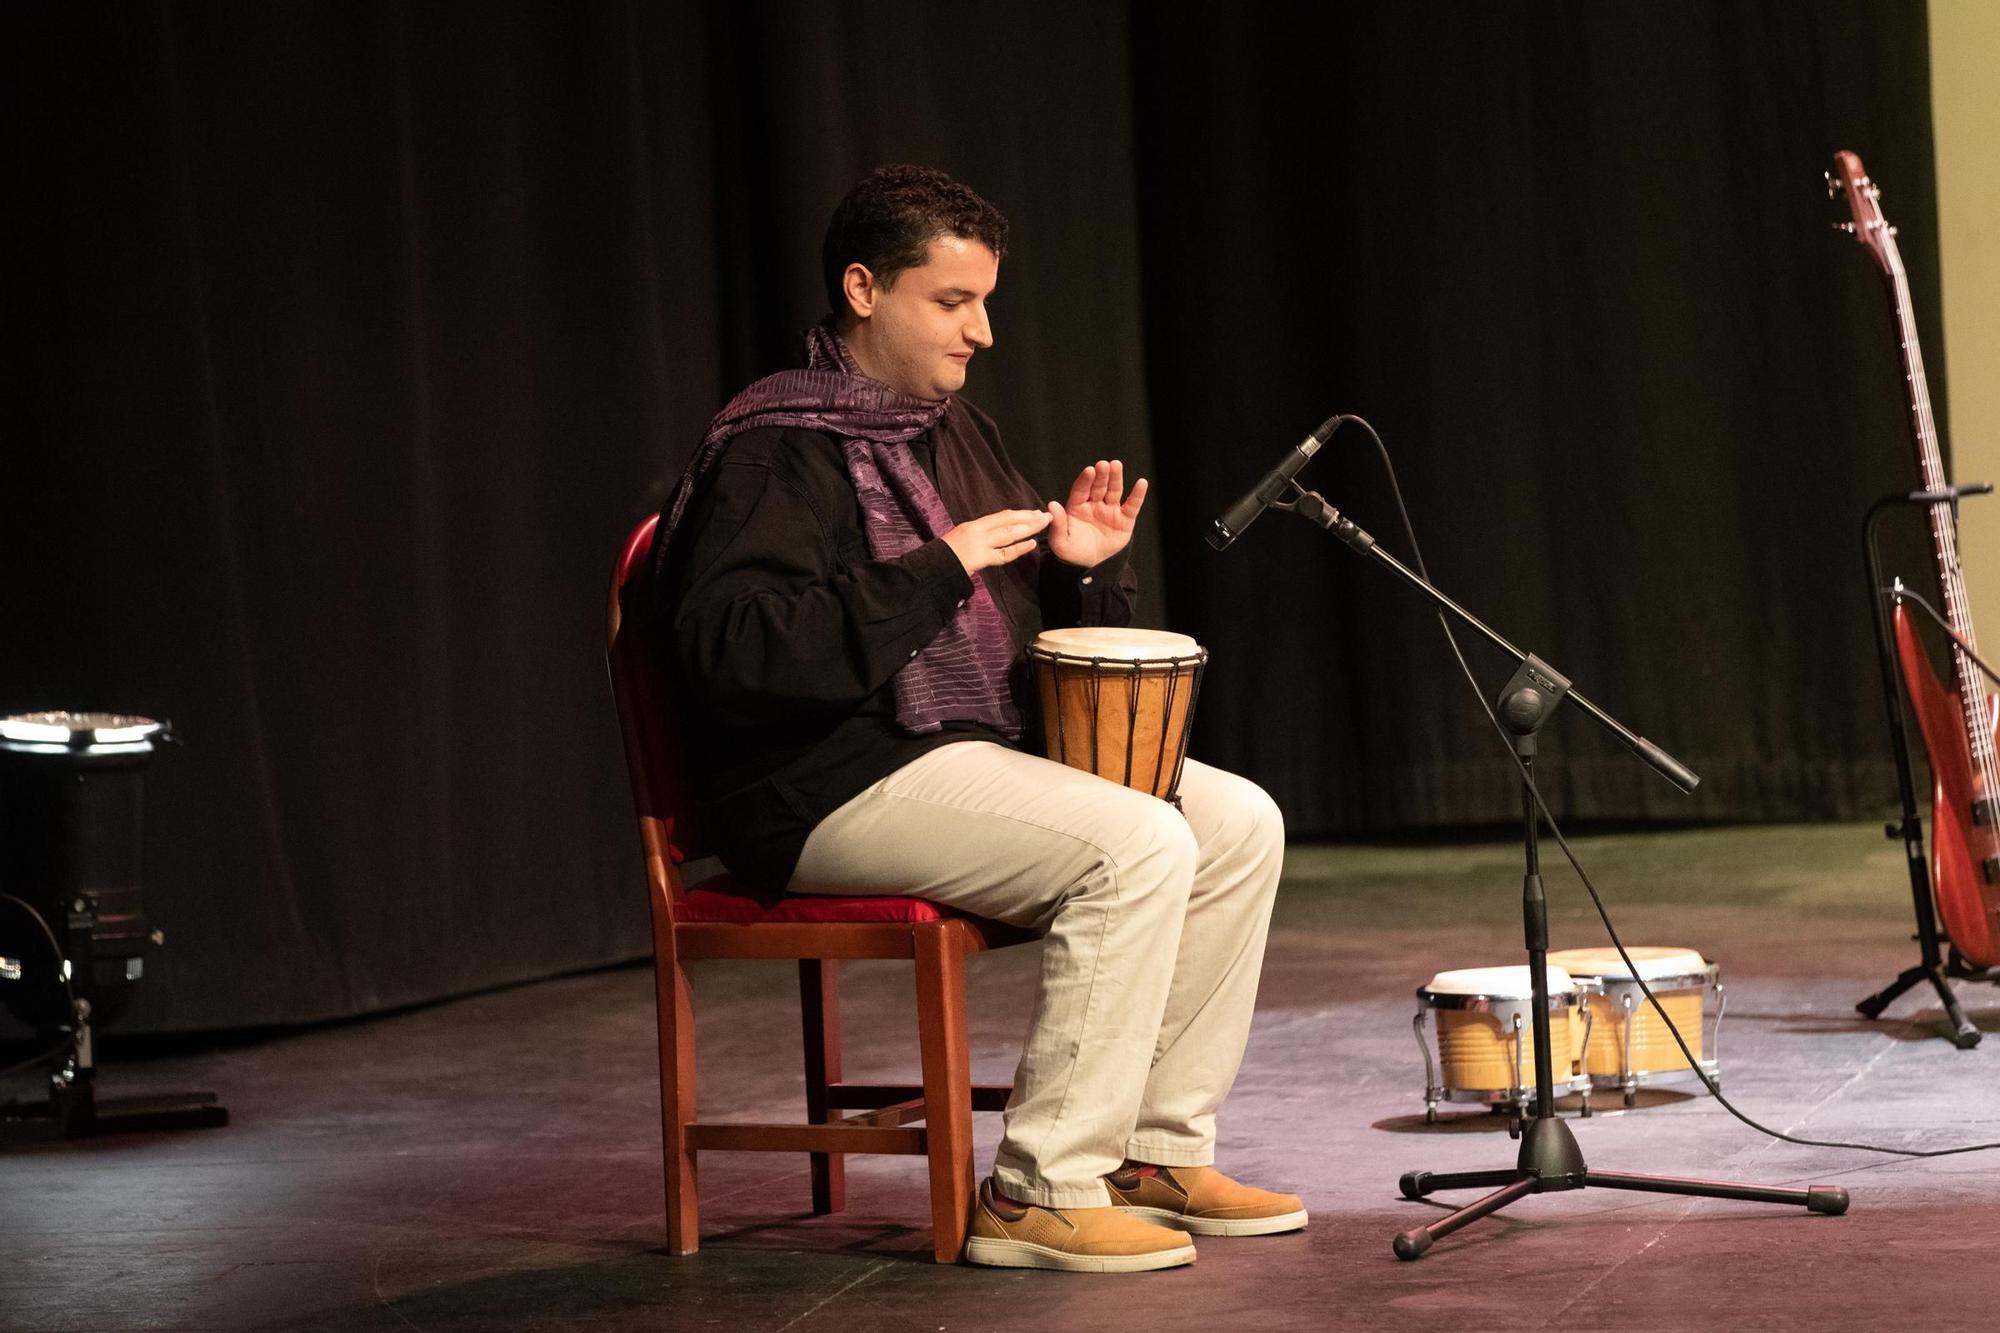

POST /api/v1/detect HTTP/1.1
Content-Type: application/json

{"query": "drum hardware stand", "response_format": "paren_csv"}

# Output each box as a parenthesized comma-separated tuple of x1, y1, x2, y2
(1267, 485, 1850, 1260)
(1, 1013, 231, 1140)
(2, 892, 228, 1139)
(1855, 487, 2000, 1048)
(0, 713, 228, 1139)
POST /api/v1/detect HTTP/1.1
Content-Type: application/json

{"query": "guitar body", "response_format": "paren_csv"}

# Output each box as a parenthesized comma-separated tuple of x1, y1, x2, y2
(1893, 604, 2000, 968)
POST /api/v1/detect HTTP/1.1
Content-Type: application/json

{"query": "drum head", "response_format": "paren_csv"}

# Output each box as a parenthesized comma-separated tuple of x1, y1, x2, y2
(1030, 626, 1202, 661)
(1547, 946, 1707, 981)
(1421, 965, 1574, 998)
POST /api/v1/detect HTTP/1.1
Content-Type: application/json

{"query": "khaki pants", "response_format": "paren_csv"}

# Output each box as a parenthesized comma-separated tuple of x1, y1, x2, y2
(790, 741, 1285, 1208)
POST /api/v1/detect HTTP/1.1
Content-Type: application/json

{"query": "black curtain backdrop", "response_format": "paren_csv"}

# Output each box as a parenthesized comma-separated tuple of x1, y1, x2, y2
(1134, 2, 1942, 832)
(0, 1, 1941, 1032)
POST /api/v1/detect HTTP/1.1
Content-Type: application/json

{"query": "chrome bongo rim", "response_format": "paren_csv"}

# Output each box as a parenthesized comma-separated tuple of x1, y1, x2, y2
(1573, 967, 1716, 993)
(1415, 984, 1590, 1012)
(1433, 1077, 1595, 1106)
(1580, 1059, 1721, 1093)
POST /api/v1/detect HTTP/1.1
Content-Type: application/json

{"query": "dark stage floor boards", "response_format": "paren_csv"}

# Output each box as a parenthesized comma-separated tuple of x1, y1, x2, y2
(5, 822, 2000, 1331)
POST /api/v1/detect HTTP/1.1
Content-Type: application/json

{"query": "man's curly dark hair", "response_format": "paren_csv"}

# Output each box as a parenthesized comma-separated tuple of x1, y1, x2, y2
(821, 165, 1009, 316)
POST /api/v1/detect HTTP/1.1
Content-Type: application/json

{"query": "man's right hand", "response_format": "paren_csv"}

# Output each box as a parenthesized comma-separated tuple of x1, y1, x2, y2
(943, 508, 1051, 575)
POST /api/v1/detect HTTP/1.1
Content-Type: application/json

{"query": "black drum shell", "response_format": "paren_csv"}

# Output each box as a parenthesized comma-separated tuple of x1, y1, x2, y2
(0, 744, 158, 1034)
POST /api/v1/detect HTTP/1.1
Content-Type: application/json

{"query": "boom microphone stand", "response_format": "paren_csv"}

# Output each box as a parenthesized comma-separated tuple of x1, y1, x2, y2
(1263, 485, 1850, 1260)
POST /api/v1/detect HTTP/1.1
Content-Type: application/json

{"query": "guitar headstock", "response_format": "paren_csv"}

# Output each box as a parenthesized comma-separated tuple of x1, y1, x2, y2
(1827, 150, 1902, 277)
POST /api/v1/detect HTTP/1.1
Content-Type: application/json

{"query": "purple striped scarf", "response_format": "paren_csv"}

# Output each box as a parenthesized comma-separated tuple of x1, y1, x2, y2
(654, 323, 1025, 737)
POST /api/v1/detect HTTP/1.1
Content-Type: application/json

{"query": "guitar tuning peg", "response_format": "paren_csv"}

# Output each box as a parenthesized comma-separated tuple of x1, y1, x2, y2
(1825, 171, 1838, 199)
(1833, 221, 1857, 234)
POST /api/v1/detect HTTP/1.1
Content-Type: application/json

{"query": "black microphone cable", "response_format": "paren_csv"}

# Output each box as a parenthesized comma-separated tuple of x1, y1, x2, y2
(1336, 413, 2000, 1160)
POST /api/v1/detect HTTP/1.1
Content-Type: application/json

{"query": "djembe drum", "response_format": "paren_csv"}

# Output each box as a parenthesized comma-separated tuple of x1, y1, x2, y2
(1026, 627, 1207, 804)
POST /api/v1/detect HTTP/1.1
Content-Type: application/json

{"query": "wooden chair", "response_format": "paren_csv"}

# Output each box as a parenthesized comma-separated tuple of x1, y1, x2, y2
(606, 513, 1039, 1263)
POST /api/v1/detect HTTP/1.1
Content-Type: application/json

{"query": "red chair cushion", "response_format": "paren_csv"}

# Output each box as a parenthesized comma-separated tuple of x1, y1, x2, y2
(678, 885, 955, 925)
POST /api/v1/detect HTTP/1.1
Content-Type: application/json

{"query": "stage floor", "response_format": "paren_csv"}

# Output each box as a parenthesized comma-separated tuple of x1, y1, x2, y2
(5, 822, 1999, 1331)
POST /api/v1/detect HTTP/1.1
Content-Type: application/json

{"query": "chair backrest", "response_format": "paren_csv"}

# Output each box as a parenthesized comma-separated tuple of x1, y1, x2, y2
(606, 512, 708, 911)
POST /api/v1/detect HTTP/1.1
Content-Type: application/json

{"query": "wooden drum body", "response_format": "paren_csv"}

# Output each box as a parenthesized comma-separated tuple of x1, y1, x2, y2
(1412, 966, 1594, 1122)
(1027, 628, 1207, 802)
(1547, 946, 1724, 1106)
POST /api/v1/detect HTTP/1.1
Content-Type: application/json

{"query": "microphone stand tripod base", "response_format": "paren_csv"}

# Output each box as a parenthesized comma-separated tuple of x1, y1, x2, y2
(1394, 1115, 1584, 1260)
(1391, 1115, 1848, 1261)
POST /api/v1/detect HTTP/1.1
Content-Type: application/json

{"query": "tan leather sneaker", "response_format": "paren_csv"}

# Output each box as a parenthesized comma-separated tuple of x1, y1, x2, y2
(1104, 1163, 1309, 1236)
(962, 1178, 1197, 1272)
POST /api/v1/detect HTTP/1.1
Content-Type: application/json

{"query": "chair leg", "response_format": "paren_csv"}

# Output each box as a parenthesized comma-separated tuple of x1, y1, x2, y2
(800, 959, 846, 1215)
(915, 924, 977, 1265)
(657, 951, 700, 1255)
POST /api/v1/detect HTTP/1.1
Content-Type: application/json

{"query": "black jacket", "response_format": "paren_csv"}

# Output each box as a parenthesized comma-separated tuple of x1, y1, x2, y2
(660, 403, 1135, 891)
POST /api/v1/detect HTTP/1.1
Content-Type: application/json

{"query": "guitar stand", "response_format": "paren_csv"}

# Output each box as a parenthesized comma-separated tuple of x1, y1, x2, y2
(1856, 488, 2000, 1049)
(1267, 487, 1850, 1262)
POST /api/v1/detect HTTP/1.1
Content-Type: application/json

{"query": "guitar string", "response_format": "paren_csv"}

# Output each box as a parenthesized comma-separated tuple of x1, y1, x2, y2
(1340, 414, 2000, 1159)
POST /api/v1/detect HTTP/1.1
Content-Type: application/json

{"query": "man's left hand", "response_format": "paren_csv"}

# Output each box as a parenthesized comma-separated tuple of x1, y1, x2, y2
(1046, 459, 1148, 568)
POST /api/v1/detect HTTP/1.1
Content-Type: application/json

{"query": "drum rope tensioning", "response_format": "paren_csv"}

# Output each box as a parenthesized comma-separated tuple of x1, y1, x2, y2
(1027, 627, 1207, 805)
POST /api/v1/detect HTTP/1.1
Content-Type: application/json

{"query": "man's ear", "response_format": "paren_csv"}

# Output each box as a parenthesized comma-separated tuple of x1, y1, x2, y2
(841, 262, 879, 320)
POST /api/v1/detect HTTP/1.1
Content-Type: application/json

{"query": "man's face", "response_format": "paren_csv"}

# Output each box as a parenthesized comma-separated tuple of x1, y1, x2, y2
(843, 234, 998, 399)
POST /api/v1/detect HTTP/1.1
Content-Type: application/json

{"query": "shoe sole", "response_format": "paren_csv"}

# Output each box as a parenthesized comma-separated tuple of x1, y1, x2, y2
(1115, 1205, 1309, 1237)
(962, 1235, 1197, 1272)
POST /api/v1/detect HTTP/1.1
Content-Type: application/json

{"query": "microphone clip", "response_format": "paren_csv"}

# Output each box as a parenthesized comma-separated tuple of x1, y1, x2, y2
(1273, 484, 1377, 553)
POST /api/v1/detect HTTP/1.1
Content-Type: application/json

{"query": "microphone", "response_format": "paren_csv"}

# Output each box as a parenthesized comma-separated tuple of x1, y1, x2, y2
(1207, 415, 1343, 551)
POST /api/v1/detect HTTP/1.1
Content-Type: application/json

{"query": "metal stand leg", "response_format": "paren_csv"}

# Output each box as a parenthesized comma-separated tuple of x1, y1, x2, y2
(1856, 960, 1981, 1048)
(1, 1000, 227, 1140)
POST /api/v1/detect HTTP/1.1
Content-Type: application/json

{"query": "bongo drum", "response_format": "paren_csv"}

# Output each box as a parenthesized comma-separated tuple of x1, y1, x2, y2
(1547, 946, 1723, 1106)
(1027, 627, 1207, 803)
(1412, 965, 1595, 1122)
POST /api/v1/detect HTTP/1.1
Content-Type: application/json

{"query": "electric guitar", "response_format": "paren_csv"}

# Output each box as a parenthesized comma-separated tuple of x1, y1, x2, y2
(1831, 148, 2000, 968)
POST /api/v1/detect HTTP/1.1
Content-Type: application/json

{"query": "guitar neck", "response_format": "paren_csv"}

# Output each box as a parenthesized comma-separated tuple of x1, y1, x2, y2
(1884, 265, 1981, 665)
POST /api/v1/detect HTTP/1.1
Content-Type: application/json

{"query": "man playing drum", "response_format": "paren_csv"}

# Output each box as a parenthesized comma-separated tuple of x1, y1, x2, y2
(650, 165, 1300, 1273)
